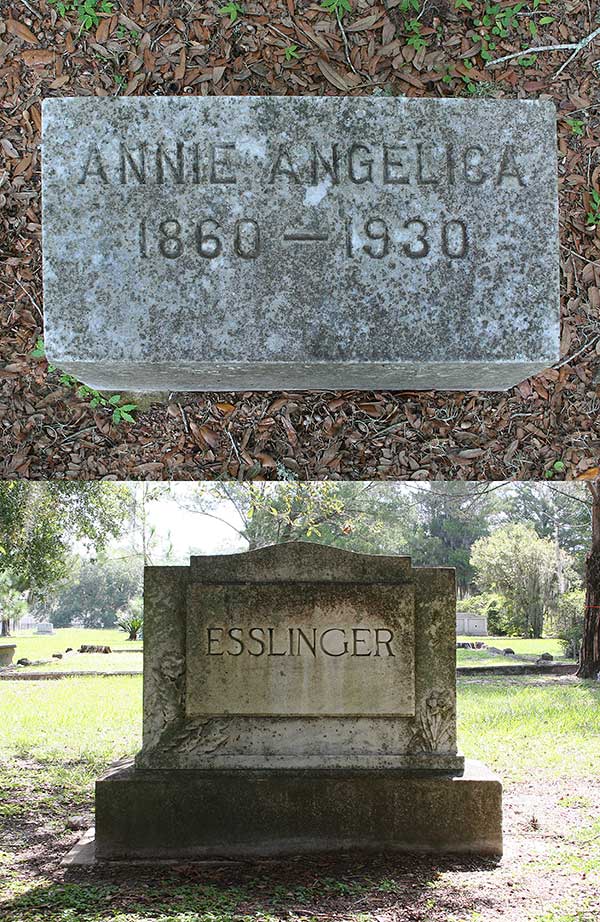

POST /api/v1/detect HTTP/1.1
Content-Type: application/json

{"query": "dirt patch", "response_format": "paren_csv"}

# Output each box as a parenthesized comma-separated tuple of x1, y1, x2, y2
(1, 757, 598, 920)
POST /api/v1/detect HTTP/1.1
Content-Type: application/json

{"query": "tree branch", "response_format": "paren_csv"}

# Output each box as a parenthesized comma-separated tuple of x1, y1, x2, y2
(486, 26, 600, 75)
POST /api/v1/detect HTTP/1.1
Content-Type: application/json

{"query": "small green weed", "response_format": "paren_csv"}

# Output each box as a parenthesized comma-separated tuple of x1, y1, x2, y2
(544, 460, 566, 479)
(586, 189, 600, 226)
(455, 1, 552, 67)
(284, 44, 299, 61)
(564, 117, 585, 137)
(406, 18, 428, 51)
(115, 24, 139, 42)
(394, 1, 430, 51)
(48, 0, 114, 32)
(322, 0, 352, 18)
(31, 338, 137, 425)
(376, 878, 402, 893)
(219, 1, 244, 22)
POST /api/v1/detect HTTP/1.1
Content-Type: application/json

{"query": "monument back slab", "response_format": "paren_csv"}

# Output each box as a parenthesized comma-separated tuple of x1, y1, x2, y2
(42, 96, 559, 391)
(137, 542, 461, 771)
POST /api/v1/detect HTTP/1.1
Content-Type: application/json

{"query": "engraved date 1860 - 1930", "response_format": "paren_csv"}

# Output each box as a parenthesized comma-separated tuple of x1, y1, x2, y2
(137, 214, 469, 262)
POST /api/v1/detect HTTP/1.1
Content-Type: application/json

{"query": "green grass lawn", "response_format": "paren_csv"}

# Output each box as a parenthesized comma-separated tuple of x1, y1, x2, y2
(456, 649, 522, 666)
(457, 636, 566, 656)
(456, 635, 574, 666)
(16, 652, 143, 673)
(0, 674, 598, 921)
(1, 628, 142, 663)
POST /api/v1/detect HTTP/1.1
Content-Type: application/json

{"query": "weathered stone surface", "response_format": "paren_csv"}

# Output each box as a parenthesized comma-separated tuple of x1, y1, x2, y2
(0, 645, 16, 667)
(95, 757, 503, 858)
(42, 96, 559, 392)
(89, 543, 503, 860)
(137, 544, 461, 772)
(186, 582, 416, 717)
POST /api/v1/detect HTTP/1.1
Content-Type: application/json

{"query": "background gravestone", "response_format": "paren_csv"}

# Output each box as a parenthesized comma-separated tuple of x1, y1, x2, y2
(93, 543, 502, 859)
(42, 96, 559, 392)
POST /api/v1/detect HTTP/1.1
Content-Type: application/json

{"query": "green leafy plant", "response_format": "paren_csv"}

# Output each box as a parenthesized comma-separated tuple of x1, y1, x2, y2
(544, 460, 566, 479)
(586, 189, 600, 226)
(284, 44, 299, 61)
(321, 0, 352, 18)
(116, 597, 143, 640)
(48, 0, 114, 32)
(219, 1, 244, 22)
(31, 338, 137, 425)
(517, 53, 538, 66)
(406, 18, 428, 50)
(464, 0, 551, 66)
(115, 24, 139, 42)
(564, 117, 585, 137)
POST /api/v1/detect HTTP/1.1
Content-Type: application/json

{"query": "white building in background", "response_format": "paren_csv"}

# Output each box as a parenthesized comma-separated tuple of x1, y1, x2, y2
(456, 611, 488, 636)
(13, 614, 36, 632)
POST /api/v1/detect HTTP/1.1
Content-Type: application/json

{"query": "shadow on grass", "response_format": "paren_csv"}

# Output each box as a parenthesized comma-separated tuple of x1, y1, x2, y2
(1, 851, 502, 921)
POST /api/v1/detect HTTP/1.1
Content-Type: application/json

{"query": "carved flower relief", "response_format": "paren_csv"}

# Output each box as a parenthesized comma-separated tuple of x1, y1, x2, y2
(167, 718, 232, 755)
(154, 653, 185, 726)
(144, 717, 233, 763)
(408, 689, 454, 753)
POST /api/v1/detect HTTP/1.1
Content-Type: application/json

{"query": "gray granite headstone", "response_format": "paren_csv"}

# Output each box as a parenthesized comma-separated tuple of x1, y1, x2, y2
(137, 543, 461, 771)
(91, 544, 503, 860)
(42, 96, 559, 392)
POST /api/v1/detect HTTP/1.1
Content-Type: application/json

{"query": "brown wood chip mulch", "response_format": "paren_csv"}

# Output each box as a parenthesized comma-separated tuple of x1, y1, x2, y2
(1, 0, 599, 481)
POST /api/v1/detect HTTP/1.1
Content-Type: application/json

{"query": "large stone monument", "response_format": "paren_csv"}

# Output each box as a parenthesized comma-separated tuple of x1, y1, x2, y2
(94, 543, 502, 859)
(42, 96, 559, 392)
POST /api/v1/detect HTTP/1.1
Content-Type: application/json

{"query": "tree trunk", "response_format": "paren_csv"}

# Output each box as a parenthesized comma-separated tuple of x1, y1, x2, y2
(577, 483, 600, 678)
(0, 620, 10, 637)
(128, 628, 138, 641)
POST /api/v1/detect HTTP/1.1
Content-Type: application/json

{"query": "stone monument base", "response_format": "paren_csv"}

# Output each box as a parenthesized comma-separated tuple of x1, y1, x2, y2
(94, 758, 502, 859)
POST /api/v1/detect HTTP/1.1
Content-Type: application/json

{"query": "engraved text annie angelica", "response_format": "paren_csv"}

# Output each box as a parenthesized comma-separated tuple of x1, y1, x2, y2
(205, 626, 396, 657)
(78, 141, 527, 188)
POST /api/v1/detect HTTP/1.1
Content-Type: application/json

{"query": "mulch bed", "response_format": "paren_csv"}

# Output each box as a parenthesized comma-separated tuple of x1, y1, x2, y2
(1, 0, 599, 480)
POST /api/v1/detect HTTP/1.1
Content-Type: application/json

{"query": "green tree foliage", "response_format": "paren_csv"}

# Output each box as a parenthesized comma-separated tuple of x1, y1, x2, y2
(470, 523, 576, 637)
(0, 573, 27, 637)
(183, 483, 411, 554)
(0, 482, 129, 594)
(554, 589, 586, 658)
(500, 483, 591, 577)
(49, 556, 142, 629)
(400, 483, 498, 596)
(183, 483, 501, 595)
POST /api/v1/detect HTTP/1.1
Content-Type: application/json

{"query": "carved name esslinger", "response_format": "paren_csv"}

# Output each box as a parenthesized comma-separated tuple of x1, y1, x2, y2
(205, 626, 396, 657)
(78, 140, 526, 189)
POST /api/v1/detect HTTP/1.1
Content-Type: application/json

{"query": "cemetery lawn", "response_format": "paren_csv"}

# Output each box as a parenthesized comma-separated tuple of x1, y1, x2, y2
(1, 676, 599, 922)
(4, 628, 142, 662)
(456, 637, 565, 657)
